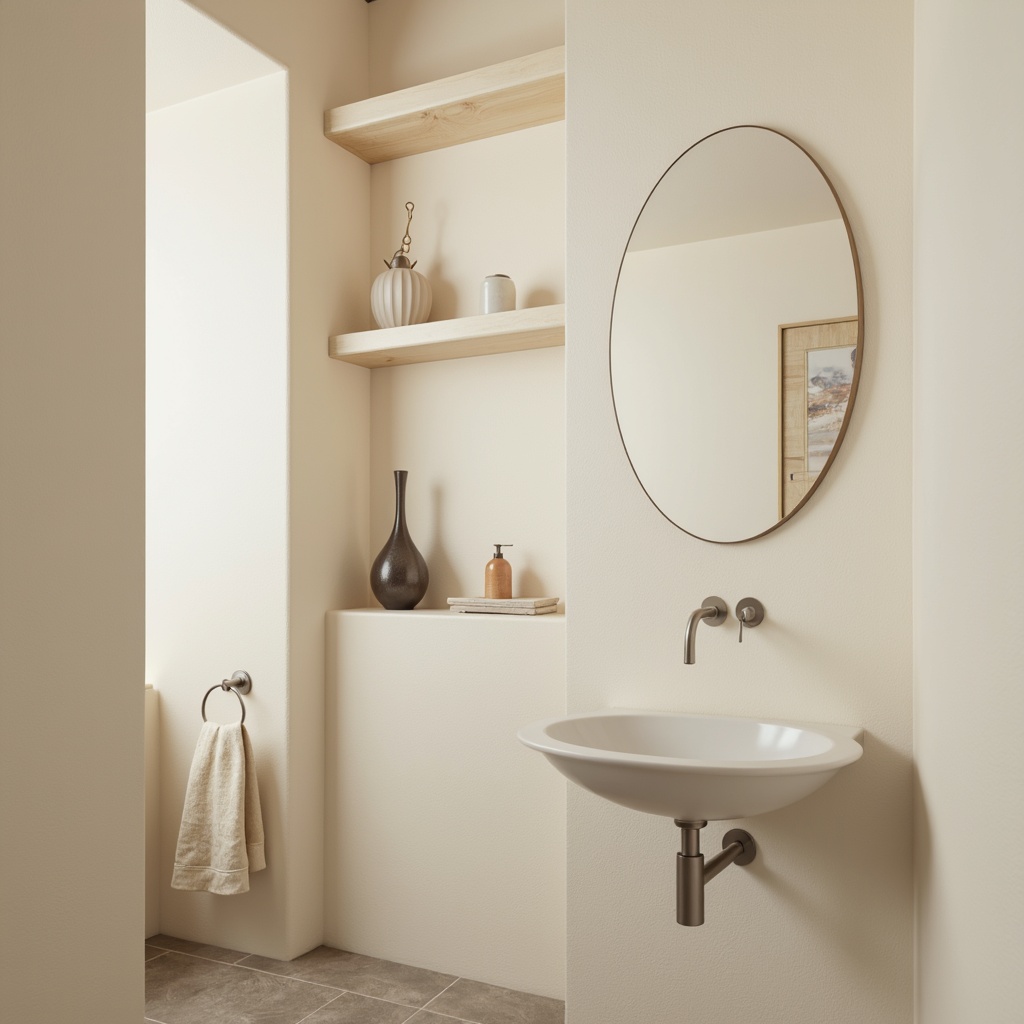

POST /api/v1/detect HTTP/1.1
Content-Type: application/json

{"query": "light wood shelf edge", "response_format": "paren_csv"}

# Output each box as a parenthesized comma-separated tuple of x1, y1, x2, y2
(328, 304, 566, 368)
(330, 608, 565, 619)
(324, 46, 565, 163)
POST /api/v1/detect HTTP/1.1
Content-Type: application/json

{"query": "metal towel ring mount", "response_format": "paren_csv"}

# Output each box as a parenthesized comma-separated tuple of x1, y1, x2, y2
(201, 671, 253, 725)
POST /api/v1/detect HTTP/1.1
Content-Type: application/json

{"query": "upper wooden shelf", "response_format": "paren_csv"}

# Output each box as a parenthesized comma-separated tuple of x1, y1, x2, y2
(329, 304, 565, 368)
(324, 46, 565, 164)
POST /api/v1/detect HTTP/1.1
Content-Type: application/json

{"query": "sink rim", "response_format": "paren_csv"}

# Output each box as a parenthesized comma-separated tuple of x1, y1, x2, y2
(517, 709, 864, 777)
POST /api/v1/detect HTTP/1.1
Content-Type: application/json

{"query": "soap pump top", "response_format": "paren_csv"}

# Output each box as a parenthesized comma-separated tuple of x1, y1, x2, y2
(484, 544, 513, 599)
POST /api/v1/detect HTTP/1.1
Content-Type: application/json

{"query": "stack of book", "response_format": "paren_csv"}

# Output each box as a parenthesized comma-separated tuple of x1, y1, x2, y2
(447, 597, 559, 616)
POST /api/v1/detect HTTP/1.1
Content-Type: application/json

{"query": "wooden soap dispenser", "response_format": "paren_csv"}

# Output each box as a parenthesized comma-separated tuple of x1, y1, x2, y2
(484, 544, 513, 599)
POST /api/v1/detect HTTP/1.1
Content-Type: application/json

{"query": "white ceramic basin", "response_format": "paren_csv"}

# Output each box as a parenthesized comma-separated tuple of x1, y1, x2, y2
(517, 710, 863, 820)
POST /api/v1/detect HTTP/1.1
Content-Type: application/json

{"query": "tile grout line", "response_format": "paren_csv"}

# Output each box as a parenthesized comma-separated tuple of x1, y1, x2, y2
(199, 953, 478, 1018)
(416, 978, 565, 1024)
(292, 983, 478, 1019)
(338, 988, 455, 1014)
(149, 947, 477, 1019)
(419, 976, 462, 1012)
(409, 1010, 483, 1024)
(418, 976, 494, 1023)
(149, 947, 347, 992)
(147, 945, 251, 967)
(145, 946, 546, 1024)
(240, 968, 483, 1024)
(411, 1008, 486, 1024)
(290, 989, 346, 1024)
(218, 959, 347, 992)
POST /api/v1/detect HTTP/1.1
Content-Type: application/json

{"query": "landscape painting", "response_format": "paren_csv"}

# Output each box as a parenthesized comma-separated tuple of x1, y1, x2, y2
(805, 345, 856, 471)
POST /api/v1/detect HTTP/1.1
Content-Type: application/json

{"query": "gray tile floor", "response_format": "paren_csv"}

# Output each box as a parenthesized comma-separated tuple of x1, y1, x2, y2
(145, 934, 564, 1024)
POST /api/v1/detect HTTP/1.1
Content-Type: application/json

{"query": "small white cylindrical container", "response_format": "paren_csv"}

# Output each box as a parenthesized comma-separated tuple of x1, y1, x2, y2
(480, 274, 516, 314)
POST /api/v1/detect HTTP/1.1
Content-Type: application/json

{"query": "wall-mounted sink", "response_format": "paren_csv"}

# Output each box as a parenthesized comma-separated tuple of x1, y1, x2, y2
(517, 710, 863, 820)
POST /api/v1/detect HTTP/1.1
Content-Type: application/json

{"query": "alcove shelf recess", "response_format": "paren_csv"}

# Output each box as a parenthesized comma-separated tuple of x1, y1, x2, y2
(324, 45, 566, 367)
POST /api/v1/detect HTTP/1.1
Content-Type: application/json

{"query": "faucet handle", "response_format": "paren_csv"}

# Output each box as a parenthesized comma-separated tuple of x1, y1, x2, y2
(735, 598, 765, 642)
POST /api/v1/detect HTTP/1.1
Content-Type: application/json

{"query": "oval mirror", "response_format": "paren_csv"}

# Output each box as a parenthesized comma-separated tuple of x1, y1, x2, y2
(610, 126, 862, 543)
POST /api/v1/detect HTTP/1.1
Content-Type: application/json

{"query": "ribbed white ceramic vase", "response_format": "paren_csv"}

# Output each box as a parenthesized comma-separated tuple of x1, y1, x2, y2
(371, 256, 432, 328)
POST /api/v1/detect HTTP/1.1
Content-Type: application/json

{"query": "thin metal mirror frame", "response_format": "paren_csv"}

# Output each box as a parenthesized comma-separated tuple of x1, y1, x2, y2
(608, 125, 865, 544)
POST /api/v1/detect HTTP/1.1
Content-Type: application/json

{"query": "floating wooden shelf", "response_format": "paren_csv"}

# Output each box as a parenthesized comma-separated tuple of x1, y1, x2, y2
(328, 304, 565, 368)
(324, 46, 565, 163)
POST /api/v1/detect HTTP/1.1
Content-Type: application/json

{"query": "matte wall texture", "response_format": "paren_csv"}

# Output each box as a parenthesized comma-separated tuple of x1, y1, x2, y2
(914, 1, 1024, 1020)
(6, 1, 1021, 1019)
(150, 0, 565, 963)
(565, 2, 914, 1022)
(365, 0, 566, 609)
(147, 0, 371, 958)
(0, 2, 145, 1021)
(321, 3, 567, 999)
(147, 67, 290, 956)
(324, 611, 566, 998)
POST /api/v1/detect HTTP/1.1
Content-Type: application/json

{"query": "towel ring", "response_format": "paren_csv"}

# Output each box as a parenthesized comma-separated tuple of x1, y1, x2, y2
(201, 671, 252, 725)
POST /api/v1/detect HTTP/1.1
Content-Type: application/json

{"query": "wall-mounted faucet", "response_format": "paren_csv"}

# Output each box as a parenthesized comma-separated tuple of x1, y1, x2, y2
(685, 596, 766, 661)
(683, 596, 727, 664)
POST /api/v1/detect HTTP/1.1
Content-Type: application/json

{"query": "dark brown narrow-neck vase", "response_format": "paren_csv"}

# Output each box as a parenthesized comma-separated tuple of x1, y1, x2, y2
(370, 470, 429, 610)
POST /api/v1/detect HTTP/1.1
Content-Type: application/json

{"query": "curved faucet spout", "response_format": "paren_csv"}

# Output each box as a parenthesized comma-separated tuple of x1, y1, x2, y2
(683, 607, 716, 664)
(683, 596, 727, 664)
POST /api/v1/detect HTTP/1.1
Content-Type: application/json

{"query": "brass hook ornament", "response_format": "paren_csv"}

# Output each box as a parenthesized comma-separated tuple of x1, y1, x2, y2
(385, 201, 418, 269)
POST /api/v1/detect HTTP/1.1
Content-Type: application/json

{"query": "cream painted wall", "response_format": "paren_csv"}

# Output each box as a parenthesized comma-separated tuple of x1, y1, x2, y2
(368, 0, 564, 94)
(365, 122, 565, 606)
(914, 2, 1024, 1020)
(614, 220, 855, 540)
(147, 70, 290, 954)
(566, 2, 913, 1023)
(0, 1, 144, 1020)
(324, 611, 566, 997)
(368, 123, 565, 328)
(146, 687, 161, 937)
(3, 0, 1015, 1017)
(364, 0, 565, 609)
(319, 1, 566, 998)
(153, 0, 370, 959)
(369, 347, 566, 608)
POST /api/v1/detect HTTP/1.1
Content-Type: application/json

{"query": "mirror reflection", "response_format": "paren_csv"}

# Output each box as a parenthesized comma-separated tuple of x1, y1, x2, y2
(610, 126, 862, 543)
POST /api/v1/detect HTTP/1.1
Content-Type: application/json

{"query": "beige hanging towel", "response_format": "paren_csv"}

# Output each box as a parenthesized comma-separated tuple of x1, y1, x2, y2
(171, 721, 266, 895)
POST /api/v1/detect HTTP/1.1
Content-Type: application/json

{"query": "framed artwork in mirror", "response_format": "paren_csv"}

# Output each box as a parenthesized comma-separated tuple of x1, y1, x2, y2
(779, 317, 858, 518)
